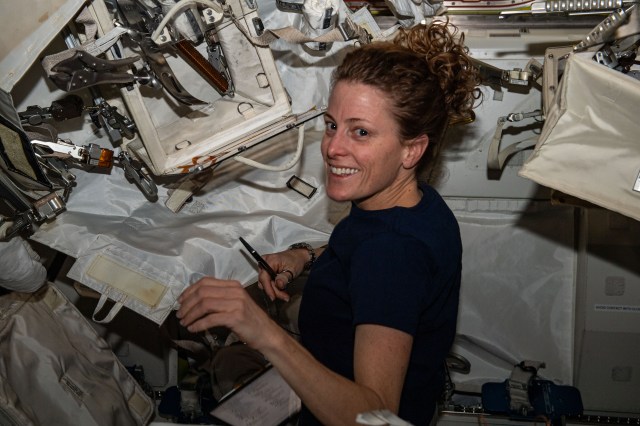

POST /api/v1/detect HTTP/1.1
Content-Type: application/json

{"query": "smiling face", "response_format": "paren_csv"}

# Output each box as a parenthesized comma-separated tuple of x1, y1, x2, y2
(321, 81, 428, 210)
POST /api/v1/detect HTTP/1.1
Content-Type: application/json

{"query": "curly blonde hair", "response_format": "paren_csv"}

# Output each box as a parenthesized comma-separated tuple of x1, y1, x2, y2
(332, 19, 481, 172)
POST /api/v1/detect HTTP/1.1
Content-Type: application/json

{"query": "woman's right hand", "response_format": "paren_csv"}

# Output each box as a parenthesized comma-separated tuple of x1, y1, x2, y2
(258, 248, 309, 302)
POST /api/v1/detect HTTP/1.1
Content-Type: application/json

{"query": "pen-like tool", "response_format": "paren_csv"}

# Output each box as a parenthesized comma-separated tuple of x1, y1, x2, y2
(239, 237, 279, 319)
(239, 237, 277, 280)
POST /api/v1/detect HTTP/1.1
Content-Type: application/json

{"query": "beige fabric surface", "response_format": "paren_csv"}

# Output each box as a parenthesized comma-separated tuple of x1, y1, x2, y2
(520, 52, 640, 221)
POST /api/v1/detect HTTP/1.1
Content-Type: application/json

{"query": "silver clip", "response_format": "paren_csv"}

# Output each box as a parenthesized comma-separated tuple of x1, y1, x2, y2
(33, 192, 66, 220)
(118, 151, 158, 201)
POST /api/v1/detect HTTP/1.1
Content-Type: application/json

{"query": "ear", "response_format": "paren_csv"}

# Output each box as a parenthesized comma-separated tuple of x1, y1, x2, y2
(402, 135, 429, 169)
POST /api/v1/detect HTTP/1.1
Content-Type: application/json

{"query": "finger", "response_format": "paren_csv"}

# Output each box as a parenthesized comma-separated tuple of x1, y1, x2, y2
(274, 273, 285, 290)
(179, 276, 226, 303)
(178, 277, 216, 314)
(184, 311, 227, 333)
(180, 302, 235, 333)
(258, 268, 277, 301)
(178, 279, 202, 303)
(178, 296, 216, 329)
(264, 281, 277, 301)
(179, 294, 239, 330)
(270, 280, 290, 302)
(275, 270, 294, 290)
(177, 279, 240, 318)
(178, 286, 215, 321)
(177, 284, 206, 319)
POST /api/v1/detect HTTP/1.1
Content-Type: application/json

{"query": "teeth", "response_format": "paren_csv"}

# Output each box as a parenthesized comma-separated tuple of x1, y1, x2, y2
(330, 167, 359, 176)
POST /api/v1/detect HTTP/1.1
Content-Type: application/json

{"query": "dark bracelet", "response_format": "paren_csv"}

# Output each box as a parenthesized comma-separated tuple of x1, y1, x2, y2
(288, 242, 316, 271)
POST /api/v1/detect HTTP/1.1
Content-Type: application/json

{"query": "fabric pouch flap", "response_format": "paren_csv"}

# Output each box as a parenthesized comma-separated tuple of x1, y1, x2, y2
(67, 236, 186, 325)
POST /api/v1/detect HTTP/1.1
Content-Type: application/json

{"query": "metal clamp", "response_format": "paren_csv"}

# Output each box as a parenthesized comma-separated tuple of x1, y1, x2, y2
(118, 151, 158, 201)
(87, 100, 137, 140)
(49, 50, 141, 92)
(31, 139, 114, 169)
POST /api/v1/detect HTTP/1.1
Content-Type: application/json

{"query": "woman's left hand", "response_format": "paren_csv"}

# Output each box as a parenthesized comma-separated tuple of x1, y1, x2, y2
(177, 277, 277, 350)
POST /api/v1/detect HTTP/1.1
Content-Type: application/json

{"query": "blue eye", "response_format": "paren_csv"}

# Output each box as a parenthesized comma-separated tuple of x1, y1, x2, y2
(356, 128, 368, 137)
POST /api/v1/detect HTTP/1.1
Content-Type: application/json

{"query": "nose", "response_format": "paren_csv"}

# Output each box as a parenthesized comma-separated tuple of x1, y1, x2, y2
(323, 131, 347, 159)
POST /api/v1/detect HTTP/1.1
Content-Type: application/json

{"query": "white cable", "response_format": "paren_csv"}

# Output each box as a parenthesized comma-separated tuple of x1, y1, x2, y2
(233, 125, 305, 171)
(151, 0, 225, 43)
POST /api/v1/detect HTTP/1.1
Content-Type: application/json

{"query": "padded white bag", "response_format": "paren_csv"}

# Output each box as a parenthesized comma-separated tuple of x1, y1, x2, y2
(0, 284, 154, 425)
(519, 52, 640, 221)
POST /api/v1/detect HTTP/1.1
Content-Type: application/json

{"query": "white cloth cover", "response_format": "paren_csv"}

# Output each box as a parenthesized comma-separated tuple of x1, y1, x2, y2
(449, 199, 576, 389)
(519, 52, 640, 221)
(31, 133, 337, 325)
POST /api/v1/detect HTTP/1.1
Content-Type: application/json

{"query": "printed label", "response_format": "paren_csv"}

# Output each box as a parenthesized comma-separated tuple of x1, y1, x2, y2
(594, 304, 640, 313)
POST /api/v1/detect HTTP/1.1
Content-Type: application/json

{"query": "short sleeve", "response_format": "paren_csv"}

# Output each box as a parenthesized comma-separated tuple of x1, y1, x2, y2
(349, 233, 434, 335)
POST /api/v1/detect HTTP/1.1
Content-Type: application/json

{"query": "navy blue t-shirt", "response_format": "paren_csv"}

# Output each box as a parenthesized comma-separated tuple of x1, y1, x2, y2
(297, 184, 461, 425)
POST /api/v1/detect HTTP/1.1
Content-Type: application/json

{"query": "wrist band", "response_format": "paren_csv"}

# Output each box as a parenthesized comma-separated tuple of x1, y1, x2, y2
(288, 242, 316, 271)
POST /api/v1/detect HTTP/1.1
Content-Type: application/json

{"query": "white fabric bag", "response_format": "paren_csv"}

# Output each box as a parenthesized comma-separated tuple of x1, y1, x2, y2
(519, 52, 640, 221)
(0, 284, 155, 425)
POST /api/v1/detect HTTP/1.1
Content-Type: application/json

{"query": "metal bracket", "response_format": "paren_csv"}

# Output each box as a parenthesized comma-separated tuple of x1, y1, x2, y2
(118, 151, 158, 201)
